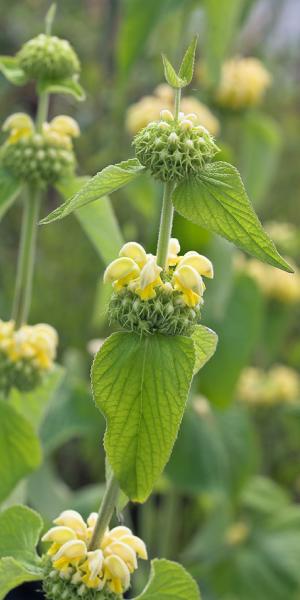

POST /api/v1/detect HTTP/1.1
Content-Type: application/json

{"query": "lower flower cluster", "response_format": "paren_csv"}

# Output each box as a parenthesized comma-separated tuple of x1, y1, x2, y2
(237, 365, 300, 407)
(104, 239, 213, 336)
(0, 320, 58, 394)
(42, 510, 147, 598)
(1, 113, 79, 186)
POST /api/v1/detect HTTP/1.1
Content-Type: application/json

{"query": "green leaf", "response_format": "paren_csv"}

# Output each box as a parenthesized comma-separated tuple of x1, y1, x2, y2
(0, 505, 43, 565)
(37, 76, 85, 101)
(8, 365, 64, 430)
(0, 506, 43, 599)
(0, 169, 22, 222)
(162, 54, 185, 89)
(134, 559, 201, 599)
(57, 176, 124, 264)
(199, 274, 263, 408)
(41, 159, 145, 224)
(0, 557, 42, 600)
(0, 401, 42, 503)
(204, 0, 244, 85)
(178, 35, 198, 85)
(191, 324, 218, 375)
(173, 162, 292, 272)
(241, 477, 290, 516)
(92, 332, 195, 502)
(0, 56, 28, 86)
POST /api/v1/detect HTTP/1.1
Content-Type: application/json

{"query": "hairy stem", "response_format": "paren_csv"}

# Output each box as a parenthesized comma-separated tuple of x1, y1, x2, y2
(36, 93, 49, 132)
(88, 474, 120, 550)
(12, 187, 40, 328)
(174, 88, 181, 121)
(156, 181, 175, 270)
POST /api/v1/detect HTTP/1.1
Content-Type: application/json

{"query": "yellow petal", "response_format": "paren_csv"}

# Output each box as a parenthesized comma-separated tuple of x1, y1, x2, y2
(53, 539, 86, 561)
(178, 252, 214, 278)
(103, 257, 140, 285)
(87, 512, 98, 529)
(139, 257, 162, 290)
(174, 265, 204, 295)
(119, 242, 147, 267)
(54, 510, 87, 538)
(3, 113, 34, 132)
(120, 535, 148, 560)
(106, 541, 137, 571)
(104, 555, 130, 590)
(108, 526, 132, 539)
(85, 550, 104, 579)
(168, 238, 181, 265)
(42, 526, 76, 544)
(50, 116, 80, 137)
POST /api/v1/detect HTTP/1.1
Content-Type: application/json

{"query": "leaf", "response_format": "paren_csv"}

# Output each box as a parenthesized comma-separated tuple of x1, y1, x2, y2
(0, 401, 42, 503)
(0, 557, 42, 600)
(173, 162, 292, 272)
(0, 56, 28, 86)
(178, 35, 198, 85)
(0, 505, 43, 565)
(191, 325, 218, 375)
(92, 332, 195, 502)
(0, 169, 22, 222)
(37, 76, 85, 101)
(204, 0, 244, 85)
(162, 54, 185, 89)
(41, 159, 145, 224)
(8, 365, 64, 430)
(0, 506, 43, 599)
(241, 477, 290, 516)
(199, 274, 263, 408)
(134, 559, 201, 600)
(57, 177, 124, 264)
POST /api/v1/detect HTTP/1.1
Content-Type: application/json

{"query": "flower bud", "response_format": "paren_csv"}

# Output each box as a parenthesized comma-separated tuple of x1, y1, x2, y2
(17, 34, 80, 81)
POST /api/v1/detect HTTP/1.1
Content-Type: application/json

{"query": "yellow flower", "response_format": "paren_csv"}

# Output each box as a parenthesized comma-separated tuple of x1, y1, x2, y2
(168, 238, 181, 266)
(2, 113, 34, 144)
(52, 540, 87, 575)
(173, 264, 205, 307)
(103, 257, 140, 291)
(126, 84, 220, 135)
(177, 251, 214, 279)
(236, 255, 300, 304)
(135, 257, 162, 300)
(216, 57, 271, 109)
(42, 510, 148, 594)
(49, 116, 80, 138)
(119, 241, 147, 268)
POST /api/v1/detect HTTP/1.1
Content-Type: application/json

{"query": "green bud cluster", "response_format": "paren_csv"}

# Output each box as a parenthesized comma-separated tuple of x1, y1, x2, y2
(18, 34, 80, 81)
(133, 115, 219, 182)
(1, 133, 76, 186)
(43, 560, 120, 600)
(108, 287, 201, 336)
(0, 351, 42, 395)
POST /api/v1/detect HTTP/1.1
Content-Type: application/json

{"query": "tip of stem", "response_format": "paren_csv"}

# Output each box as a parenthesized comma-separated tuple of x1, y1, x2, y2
(45, 3, 57, 35)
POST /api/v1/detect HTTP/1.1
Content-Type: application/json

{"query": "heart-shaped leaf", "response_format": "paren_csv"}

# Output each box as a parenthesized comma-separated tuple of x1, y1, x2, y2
(134, 559, 201, 599)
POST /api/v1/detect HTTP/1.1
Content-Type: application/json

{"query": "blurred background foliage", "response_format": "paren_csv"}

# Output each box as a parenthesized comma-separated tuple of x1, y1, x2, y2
(1, 1, 300, 599)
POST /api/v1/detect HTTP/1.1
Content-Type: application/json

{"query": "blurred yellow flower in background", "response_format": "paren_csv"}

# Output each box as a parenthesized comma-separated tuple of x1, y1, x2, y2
(216, 57, 271, 109)
(126, 84, 220, 136)
(237, 365, 300, 407)
(236, 254, 300, 304)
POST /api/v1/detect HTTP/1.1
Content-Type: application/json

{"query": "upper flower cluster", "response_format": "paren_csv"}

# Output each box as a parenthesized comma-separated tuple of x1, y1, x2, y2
(216, 57, 271, 110)
(103, 240, 213, 336)
(17, 33, 80, 81)
(237, 365, 300, 407)
(133, 108, 219, 182)
(0, 320, 58, 393)
(42, 509, 147, 597)
(236, 254, 300, 304)
(126, 83, 220, 136)
(1, 113, 79, 186)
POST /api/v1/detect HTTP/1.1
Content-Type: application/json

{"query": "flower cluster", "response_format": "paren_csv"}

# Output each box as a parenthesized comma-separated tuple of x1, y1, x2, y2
(237, 365, 300, 407)
(17, 34, 80, 81)
(216, 57, 271, 110)
(104, 239, 213, 336)
(0, 320, 58, 394)
(236, 254, 300, 304)
(126, 83, 220, 136)
(42, 510, 147, 599)
(1, 113, 79, 186)
(134, 108, 219, 182)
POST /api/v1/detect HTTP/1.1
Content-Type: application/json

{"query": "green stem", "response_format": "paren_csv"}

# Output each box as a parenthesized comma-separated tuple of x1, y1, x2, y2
(11, 187, 40, 328)
(174, 88, 181, 121)
(156, 181, 175, 270)
(88, 475, 120, 550)
(36, 93, 49, 132)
